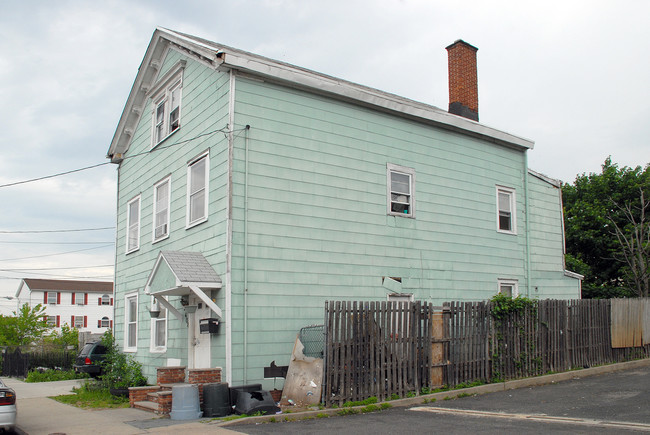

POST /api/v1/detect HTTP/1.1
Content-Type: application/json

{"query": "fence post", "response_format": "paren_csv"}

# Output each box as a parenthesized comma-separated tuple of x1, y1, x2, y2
(430, 310, 444, 387)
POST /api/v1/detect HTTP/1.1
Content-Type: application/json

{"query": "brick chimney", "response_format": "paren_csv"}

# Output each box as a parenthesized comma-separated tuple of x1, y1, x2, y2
(446, 40, 479, 121)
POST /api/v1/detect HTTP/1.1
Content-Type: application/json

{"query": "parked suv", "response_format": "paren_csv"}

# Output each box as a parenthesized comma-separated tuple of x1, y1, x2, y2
(73, 342, 108, 377)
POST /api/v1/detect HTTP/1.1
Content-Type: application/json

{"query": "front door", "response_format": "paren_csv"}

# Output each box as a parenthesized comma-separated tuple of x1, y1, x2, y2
(188, 294, 211, 369)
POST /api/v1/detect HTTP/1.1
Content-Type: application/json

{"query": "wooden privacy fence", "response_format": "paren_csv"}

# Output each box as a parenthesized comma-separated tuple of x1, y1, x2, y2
(445, 298, 650, 387)
(322, 300, 438, 406)
(323, 298, 649, 405)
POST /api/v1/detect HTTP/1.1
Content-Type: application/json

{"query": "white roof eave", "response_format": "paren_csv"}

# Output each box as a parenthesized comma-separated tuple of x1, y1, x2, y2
(106, 28, 534, 161)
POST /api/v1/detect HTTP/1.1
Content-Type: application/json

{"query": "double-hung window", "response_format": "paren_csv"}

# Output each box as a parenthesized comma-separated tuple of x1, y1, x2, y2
(150, 297, 167, 352)
(73, 316, 85, 329)
(100, 316, 110, 328)
(387, 163, 415, 218)
(187, 152, 209, 227)
(498, 279, 518, 297)
(126, 195, 141, 253)
(125, 293, 138, 352)
(47, 292, 58, 305)
(496, 186, 516, 234)
(153, 177, 171, 242)
(150, 61, 185, 147)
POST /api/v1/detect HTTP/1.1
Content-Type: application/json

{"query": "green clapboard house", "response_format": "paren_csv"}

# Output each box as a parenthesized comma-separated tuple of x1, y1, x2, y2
(107, 28, 582, 386)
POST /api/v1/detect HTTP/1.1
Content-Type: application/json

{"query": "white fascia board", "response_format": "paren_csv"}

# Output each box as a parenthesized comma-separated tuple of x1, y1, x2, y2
(564, 270, 585, 280)
(220, 52, 534, 151)
(529, 168, 561, 187)
(188, 285, 223, 319)
(14, 280, 27, 298)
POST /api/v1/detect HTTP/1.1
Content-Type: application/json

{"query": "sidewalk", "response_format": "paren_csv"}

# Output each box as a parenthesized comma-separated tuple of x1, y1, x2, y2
(2, 378, 244, 435)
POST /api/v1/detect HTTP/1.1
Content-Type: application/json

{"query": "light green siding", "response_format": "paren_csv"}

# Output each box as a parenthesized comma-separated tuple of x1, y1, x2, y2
(112, 48, 580, 388)
(528, 173, 581, 299)
(114, 48, 231, 382)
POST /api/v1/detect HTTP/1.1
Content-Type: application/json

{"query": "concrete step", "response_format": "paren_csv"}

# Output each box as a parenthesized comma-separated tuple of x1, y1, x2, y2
(133, 400, 159, 413)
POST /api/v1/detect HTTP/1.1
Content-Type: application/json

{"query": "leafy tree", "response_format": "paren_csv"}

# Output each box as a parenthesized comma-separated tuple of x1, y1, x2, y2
(562, 158, 650, 298)
(44, 323, 80, 349)
(0, 303, 49, 345)
(99, 330, 147, 389)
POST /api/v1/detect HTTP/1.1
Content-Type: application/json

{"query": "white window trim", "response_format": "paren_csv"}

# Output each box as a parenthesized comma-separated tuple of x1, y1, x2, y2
(149, 61, 186, 148)
(152, 176, 172, 243)
(387, 163, 416, 218)
(47, 292, 57, 305)
(124, 292, 138, 352)
(150, 297, 168, 353)
(186, 151, 210, 228)
(76, 293, 85, 305)
(73, 316, 84, 329)
(100, 316, 110, 328)
(496, 186, 517, 234)
(126, 195, 141, 254)
(498, 279, 519, 297)
(46, 316, 56, 327)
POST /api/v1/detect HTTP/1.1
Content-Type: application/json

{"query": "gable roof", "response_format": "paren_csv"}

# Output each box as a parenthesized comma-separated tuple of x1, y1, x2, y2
(16, 278, 113, 298)
(145, 251, 222, 295)
(107, 27, 534, 162)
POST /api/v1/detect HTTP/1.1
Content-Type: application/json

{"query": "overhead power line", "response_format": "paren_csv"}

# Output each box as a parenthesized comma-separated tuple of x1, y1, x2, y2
(0, 244, 113, 262)
(0, 241, 114, 245)
(0, 125, 240, 189)
(0, 264, 113, 272)
(0, 227, 115, 234)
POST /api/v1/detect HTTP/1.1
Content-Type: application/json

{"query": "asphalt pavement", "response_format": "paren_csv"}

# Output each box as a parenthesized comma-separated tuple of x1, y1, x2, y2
(4, 359, 650, 434)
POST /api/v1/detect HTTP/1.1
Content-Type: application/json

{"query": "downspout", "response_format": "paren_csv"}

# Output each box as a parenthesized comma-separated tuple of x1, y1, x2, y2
(243, 125, 250, 384)
(524, 152, 532, 297)
(225, 70, 236, 385)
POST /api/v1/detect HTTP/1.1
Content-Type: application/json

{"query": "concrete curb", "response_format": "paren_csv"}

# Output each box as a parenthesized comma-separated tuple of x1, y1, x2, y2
(216, 358, 650, 428)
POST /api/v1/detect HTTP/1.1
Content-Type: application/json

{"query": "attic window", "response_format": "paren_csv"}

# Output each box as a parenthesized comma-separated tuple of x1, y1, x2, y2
(149, 61, 186, 148)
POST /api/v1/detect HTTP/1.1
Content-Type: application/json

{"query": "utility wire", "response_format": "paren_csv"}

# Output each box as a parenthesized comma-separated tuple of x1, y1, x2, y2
(0, 240, 114, 245)
(0, 227, 115, 234)
(0, 244, 113, 262)
(0, 264, 113, 272)
(0, 125, 243, 189)
(0, 269, 114, 279)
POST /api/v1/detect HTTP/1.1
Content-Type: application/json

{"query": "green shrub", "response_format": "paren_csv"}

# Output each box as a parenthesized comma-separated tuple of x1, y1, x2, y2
(99, 330, 147, 389)
(26, 369, 87, 383)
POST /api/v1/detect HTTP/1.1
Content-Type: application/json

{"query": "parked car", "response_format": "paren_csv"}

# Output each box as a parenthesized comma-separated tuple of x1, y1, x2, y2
(0, 379, 16, 431)
(73, 342, 108, 377)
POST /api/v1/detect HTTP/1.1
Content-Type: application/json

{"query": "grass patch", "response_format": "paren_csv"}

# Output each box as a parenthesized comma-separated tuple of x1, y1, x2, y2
(26, 369, 88, 383)
(52, 382, 129, 409)
(361, 404, 380, 413)
(316, 412, 329, 418)
(338, 409, 356, 416)
(342, 396, 378, 408)
(456, 392, 472, 398)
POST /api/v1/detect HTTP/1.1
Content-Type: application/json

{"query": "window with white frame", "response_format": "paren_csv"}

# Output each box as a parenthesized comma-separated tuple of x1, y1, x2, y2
(101, 294, 111, 305)
(47, 292, 57, 304)
(126, 195, 141, 253)
(46, 316, 56, 327)
(153, 177, 171, 241)
(150, 63, 184, 146)
(73, 316, 84, 328)
(187, 153, 209, 227)
(150, 297, 167, 352)
(76, 293, 85, 305)
(497, 186, 516, 234)
(100, 316, 110, 328)
(498, 279, 518, 297)
(387, 163, 415, 217)
(125, 293, 138, 351)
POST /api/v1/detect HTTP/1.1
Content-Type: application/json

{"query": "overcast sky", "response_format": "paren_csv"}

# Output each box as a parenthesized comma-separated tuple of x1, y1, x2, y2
(0, 0, 648, 312)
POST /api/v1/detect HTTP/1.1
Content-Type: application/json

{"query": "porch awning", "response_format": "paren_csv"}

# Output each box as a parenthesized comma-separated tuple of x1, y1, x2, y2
(144, 251, 223, 321)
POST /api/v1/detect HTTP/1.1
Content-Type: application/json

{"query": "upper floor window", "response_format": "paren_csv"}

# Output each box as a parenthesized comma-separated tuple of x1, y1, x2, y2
(101, 294, 111, 305)
(153, 177, 171, 242)
(126, 195, 141, 254)
(387, 163, 415, 218)
(46, 291, 58, 305)
(150, 61, 185, 147)
(498, 279, 519, 297)
(496, 186, 516, 234)
(187, 152, 209, 227)
(76, 293, 86, 305)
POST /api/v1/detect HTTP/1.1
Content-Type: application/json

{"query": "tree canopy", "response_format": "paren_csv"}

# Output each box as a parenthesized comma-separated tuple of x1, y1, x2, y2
(562, 158, 650, 298)
(0, 303, 49, 346)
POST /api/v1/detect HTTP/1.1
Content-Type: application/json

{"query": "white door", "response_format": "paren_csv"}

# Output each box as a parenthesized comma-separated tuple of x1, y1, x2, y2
(189, 295, 211, 369)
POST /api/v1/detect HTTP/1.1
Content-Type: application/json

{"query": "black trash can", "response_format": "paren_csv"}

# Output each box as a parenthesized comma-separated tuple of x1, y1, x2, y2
(233, 389, 280, 415)
(202, 382, 231, 417)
